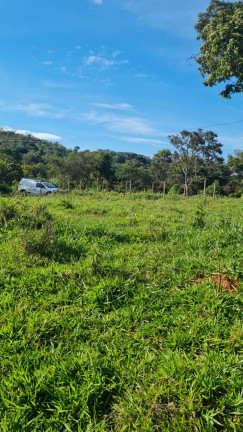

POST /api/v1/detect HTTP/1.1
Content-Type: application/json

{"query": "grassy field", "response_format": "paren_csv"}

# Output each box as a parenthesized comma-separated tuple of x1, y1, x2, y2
(0, 192, 242, 431)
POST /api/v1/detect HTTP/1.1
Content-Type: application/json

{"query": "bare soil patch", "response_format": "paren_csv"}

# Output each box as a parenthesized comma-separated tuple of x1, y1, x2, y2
(195, 274, 241, 293)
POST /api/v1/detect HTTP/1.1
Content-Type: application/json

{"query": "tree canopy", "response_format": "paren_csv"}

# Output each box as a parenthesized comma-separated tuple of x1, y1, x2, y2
(195, 0, 243, 98)
(168, 129, 223, 195)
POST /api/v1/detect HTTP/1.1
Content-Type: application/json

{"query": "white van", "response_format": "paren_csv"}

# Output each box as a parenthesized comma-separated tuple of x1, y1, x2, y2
(18, 179, 59, 196)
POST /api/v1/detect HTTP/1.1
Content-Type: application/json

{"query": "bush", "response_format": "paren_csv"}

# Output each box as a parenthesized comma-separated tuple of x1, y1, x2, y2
(0, 183, 12, 195)
(206, 180, 221, 196)
(0, 201, 18, 225)
(167, 184, 184, 195)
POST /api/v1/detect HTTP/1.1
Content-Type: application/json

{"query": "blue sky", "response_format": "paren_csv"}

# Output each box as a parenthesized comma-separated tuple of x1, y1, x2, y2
(0, 0, 242, 158)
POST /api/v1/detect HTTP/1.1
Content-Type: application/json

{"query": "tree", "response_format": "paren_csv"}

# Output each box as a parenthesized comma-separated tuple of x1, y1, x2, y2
(116, 161, 153, 191)
(0, 155, 23, 185)
(227, 149, 243, 180)
(168, 129, 223, 195)
(195, 1, 243, 98)
(61, 151, 98, 188)
(95, 151, 115, 186)
(151, 150, 172, 182)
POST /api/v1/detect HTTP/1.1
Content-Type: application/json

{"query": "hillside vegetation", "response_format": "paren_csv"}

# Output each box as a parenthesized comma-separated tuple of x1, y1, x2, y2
(0, 192, 242, 431)
(0, 129, 242, 196)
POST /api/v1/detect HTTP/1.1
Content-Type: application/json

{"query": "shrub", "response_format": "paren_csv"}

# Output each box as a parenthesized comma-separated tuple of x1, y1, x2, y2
(0, 201, 18, 226)
(167, 184, 184, 195)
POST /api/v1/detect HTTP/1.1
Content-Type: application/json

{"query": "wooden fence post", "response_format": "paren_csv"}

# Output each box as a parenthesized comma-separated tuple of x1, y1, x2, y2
(203, 179, 206, 198)
(96, 178, 99, 192)
(152, 182, 154, 194)
(163, 181, 166, 200)
(129, 179, 132, 196)
(213, 183, 216, 199)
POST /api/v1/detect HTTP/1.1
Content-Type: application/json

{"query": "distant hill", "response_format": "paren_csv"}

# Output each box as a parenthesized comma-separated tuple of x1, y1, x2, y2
(0, 129, 68, 165)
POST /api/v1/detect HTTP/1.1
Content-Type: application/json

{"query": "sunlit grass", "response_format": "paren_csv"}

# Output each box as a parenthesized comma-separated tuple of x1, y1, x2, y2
(0, 193, 242, 431)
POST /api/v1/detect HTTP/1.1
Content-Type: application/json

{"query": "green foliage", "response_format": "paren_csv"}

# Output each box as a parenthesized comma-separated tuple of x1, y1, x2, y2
(206, 180, 221, 195)
(151, 149, 172, 182)
(228, 150, 243, 180)
(167, 184, 184, 195)
(195, 0, 243, 98)
(192, 204, 206, 228)
(0, 183, 12, 195)
(168, 129, 223, 195)
(0, 129, 241, 195)
(0, 201, 18, 225)
(0, 154, 23, 185)
(0, 193, 242, 431)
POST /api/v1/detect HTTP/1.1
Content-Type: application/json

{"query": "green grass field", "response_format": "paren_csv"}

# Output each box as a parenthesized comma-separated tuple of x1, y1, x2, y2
(0, 193, 242, 431)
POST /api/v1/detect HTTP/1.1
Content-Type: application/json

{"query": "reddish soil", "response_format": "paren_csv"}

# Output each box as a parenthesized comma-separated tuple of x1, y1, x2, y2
(195, 274, 241, 293)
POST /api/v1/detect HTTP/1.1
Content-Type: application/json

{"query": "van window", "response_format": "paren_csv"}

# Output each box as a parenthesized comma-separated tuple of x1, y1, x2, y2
(36, 183, 44, 188)
(43, 182, 56, 188)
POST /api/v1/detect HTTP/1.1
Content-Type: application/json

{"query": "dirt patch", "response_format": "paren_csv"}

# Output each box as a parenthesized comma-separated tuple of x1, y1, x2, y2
(195, 276, 207, 284)
(195, 274, 241, 293)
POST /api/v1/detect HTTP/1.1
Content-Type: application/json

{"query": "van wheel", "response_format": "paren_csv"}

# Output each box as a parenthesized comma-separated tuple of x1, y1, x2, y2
(46, 192, 51, 195)
(20, 190, 27, 196)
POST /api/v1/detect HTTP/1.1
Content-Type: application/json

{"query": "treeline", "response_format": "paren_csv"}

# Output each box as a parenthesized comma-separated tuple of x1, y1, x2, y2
(0, 129, 242, 196)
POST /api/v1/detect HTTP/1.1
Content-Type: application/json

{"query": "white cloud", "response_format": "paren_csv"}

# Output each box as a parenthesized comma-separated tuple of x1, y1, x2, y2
(92, 0, 102, 4)
(41, 61, 52, 65)
(81, 111, 156, 135)
(3, 127, 61, 141)
(135, 73, 147, 78)
(111, 50, 121, 58)
(84, 55, 115, 67)
(91, 102, 133, 111)
(43, 80, 74, 88)
(0, 101, 69, 119)
(120, 136, 168, 145)
(83, 49, 128, 70)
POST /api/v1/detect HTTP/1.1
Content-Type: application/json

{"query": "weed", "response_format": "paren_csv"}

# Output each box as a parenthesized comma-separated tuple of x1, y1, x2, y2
(60, 198, 75, 209)
(0, 201, 18, 226)
(192, 203, 206, 228)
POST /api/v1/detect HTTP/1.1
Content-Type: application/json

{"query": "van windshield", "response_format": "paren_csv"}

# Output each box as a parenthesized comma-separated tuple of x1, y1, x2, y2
(43, 182, 56, 188)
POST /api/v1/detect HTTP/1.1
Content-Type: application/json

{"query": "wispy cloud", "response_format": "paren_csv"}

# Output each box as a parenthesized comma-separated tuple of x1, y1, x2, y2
(218, 135, 243, 151)
(120, 136, 168, 146)
(81, 111, 156, 135)
(3, 126, 61, 141)
(135, 73, 147, 78)
(43, 80, 74, 89)
(84, 54, 128, 70)
(92, 0, 102, 4)
(84, 55, 115, 67)
(41, 61, 52, 65)
(0, 101, 70, 119)
(120, 0, 202, 37)
(83, 48, 128, 71)
(91, 102, 133, 111)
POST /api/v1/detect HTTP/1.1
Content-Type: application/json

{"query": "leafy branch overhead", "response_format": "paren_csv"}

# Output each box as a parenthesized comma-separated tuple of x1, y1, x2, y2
(195, 0, 243, 98)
